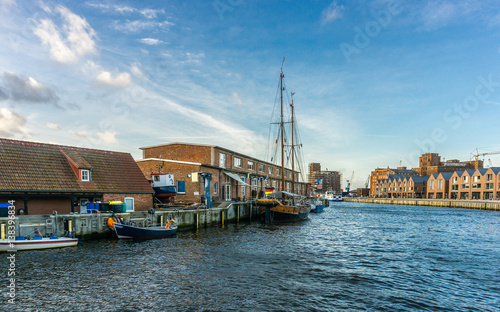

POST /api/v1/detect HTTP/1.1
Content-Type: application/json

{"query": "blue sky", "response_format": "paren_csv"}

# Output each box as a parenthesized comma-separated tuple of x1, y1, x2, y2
(1, 0, 500, 189)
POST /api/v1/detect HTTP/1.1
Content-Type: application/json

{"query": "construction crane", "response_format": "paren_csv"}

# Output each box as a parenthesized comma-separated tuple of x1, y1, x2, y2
(345, 171, 354, 194)
(364, 175, 370, 189)
(471, 149, 500, 169)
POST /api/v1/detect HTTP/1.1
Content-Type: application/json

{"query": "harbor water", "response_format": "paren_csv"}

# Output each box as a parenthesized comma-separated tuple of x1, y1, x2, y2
(2, 202, 499, 311)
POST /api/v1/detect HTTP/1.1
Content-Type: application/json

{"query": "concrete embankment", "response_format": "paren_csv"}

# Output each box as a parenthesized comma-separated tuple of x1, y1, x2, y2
(0, 202, 257, 240)
(344, 198, 500, 211)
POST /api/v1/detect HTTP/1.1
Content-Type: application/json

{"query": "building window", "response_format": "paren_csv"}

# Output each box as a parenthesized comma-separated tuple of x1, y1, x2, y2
(234, 157, 242, 168)
(253, 178, 258, 190)
(461, 184, 469, 189)
(429, 180, 434, 190)
(485, 183, 493, 190)
(277, 168, 280, 176)
(463, 176, 468, 183)
(472, 183, 481, 189)
(452, 177, 457, 183)
(248, 161, 254, 171)
(473, 176, 480, 182)
(214, 182, 218, 195)
(268, 167, 272, 175)
(452, 185, 458, 191)
(437, 179, 442, 190)
(177, 181, 186, 194)
(219, 153, 226, 168)
(259, 164, 264, 173)
(486, 174, 493, 182)
(273, 180, 277, 188)
(81, 169, 90, 182)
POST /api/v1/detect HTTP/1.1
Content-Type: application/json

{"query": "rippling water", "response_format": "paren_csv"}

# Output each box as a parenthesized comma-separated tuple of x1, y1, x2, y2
(2, 202, 500, 311)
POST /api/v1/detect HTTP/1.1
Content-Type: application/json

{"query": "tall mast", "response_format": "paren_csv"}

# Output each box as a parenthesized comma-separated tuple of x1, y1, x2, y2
(291, 96, 295, 195)
(280, 63, 285, 193)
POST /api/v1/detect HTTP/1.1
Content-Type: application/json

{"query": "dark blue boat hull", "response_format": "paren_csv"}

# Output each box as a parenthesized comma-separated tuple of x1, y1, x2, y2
(114, 223, 177, 239)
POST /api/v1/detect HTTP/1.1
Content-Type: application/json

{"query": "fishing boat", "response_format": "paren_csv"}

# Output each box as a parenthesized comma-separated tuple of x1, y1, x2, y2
(113, 222, 177, 239)
(310, 197, 325, 213)
(255, 58, 309, 223)
(0, 236, 78, 252)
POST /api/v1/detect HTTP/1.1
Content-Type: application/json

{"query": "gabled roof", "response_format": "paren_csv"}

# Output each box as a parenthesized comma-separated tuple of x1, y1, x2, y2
(475, 168, 489, 176)
(0, 138, 153, 193)
(438, 172, 454, 180)
(488, 167, 500, 175)
(410, 176, 429, 183)
(430, 173, 439, 179)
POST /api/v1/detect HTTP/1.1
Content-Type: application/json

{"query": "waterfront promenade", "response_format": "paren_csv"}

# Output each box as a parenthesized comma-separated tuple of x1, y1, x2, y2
(345, 197, 500, 211)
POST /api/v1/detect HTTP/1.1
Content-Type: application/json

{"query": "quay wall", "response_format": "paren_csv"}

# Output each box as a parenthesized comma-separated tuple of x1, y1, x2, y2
(0, 202, 258, 240)
(344, 198, 500, 211)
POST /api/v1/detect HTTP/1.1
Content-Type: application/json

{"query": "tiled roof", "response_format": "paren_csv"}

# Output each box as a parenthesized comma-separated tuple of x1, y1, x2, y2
(0, 138, 153, 193)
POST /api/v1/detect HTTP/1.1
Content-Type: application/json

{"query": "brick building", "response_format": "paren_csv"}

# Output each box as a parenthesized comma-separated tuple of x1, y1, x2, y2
(0, 138, 153, 215)
(447, 168, 500, 200)
(427, 172, 453, 199)
(382, 175, 429, 198)
(307, 163, 342, 194)
(370, 167, 418, 197)
(137, 143, 310, 204)
(414, 153, 480, 176)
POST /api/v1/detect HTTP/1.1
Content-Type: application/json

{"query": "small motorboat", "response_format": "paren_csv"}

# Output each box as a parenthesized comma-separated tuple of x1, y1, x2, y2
(113, 221, 177, 239)
(0, 236, 78, 252)
(310, 197, 325, 213)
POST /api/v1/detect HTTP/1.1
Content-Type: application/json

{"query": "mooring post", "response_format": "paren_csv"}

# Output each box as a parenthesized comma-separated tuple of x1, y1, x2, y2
(221, 210, 224, 227)
(265, 207, 271, 224)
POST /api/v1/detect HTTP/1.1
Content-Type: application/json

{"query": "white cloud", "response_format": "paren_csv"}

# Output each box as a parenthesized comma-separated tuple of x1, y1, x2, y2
(419, 2, 457, 30)
(86, 61, 131, 88)
(112, 19, 174, 32)
(321, 1, 344, 25)
(231, 92, 243, 106)
(85, 2, 164, 18)
(46, 122, 60, 130)
(131, 64, 143, 77)
(140, 38, 162, 45)
(34, 5, 97, 64)
(96, 71, 131, 88)
(0, 108, 29, 137)
(96, 131, 118, 144)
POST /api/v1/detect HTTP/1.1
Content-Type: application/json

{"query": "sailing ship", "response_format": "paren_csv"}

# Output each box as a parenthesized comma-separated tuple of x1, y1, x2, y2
(255, 59, 309, 223)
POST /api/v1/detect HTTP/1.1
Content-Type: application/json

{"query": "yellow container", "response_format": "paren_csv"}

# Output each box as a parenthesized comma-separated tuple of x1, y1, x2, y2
(109, 201, 123, 205)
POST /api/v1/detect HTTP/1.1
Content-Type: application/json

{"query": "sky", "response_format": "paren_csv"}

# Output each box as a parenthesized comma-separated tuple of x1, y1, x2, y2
(1, 0, 500, 189)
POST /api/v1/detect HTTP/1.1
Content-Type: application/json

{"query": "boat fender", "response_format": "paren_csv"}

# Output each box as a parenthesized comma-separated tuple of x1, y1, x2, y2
(119, 217, 125, 224)
(148, 208, 155, 215)
(107, 217, 115, 230)
(165, 220, 170, 229)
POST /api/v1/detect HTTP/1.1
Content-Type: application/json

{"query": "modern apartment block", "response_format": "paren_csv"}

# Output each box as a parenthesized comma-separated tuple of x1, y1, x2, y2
(308, 163, 342, 194)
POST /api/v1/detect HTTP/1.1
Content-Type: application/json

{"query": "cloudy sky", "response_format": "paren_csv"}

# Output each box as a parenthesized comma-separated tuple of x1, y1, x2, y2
(1, 0, 500, 189)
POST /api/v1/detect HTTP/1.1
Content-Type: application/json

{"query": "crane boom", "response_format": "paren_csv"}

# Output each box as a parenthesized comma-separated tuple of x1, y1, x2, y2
(471, 149, 500, 169)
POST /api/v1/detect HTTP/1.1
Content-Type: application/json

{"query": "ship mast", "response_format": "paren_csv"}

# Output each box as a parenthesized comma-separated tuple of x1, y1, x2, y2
(291, 95, 295, 196)
(280, 62, 285, 193)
